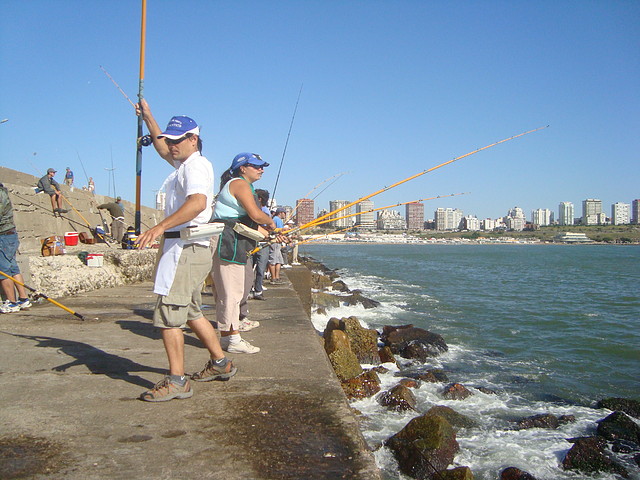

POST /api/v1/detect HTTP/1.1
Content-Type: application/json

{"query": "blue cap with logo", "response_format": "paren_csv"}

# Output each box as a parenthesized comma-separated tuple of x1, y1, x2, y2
(230, 153, 270, 172)
(157, 116, 200, 140)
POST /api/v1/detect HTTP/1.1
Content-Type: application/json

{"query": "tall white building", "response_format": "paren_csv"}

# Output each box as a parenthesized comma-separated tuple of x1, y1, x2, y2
(582, 198, 603, 225)
(155, 190, 166, 211)
(434, 208, 463, 231)
(462, 216, 480, 231)
(505, 206, 526, 231)
(355, 200, 375, 229)
(329, 200, 352, 228)
(558, 202, 574, 226)
(481, 218, 496, 231)
(611, 202, 630, 225)
(532, 208, 553, 226)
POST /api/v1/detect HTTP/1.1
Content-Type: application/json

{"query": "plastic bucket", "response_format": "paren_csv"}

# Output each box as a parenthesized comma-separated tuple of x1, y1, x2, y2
(64, 232, 79, 246)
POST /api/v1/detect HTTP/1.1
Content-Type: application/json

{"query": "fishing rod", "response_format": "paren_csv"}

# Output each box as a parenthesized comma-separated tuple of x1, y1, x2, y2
(249, 193, 466, 256)
(0, 271, 85, 321)
(99, 65, 136, 108)
(135, 0, 147, 234)
(285, 172, 346, 223)
(9, 190, 90, 231)
(303, 193, 469, 231)
(271, 83, 303, 206)
(296, 126, 548, 234)
(60, 195, 112, 245)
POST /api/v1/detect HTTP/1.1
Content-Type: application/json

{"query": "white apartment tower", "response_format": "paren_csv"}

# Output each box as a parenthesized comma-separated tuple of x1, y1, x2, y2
(532, 208, 553, 226)
(582, 198, 603, 225)
(558, 202, 574, 226)
(435, 207, 464, 231)
(611, 202, 630, 225)
(328, 200, 352, 228)
(356, 200, 375, 229)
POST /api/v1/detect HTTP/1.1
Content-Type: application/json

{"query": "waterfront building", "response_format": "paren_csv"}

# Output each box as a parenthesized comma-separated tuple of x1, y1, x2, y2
(582, 198, 602, 225)
(435, 207, 463, 231)
(505, 206, 526, 231)
(558, 201, 574, 226)
(356, 200, 375, 230)
(405, 202, 424, 230)
(462, 216, 480, 231)
(532, 208, 553, 226)
(295, 198, 315, 226)
(553, 232, 591, 243)
(611, 202, 630, 225)
(481, 218, 496, 231)
(377, 209, 405, 230)
(329, 200, 352, 228)
(633, 199, 640, 224)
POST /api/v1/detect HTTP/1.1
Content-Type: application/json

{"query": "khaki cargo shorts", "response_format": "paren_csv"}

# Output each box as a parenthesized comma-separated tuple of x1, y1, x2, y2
(153, 244, 212, 329)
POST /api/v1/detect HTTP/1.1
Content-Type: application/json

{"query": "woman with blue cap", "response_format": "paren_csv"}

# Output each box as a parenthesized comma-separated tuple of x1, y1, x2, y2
(211, 153, 284, 354)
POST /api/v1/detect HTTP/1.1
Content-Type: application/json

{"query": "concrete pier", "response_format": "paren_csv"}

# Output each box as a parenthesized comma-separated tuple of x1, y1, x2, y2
(0, 268, 381, 479)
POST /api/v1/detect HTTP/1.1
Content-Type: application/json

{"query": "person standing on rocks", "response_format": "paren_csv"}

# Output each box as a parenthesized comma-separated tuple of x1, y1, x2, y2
(97, 196, 125, 243)
(64, 167, 74, 188)
(0, 183, 32, 313)
(36, 168, 67, 215)
(135, 98, 236, 402)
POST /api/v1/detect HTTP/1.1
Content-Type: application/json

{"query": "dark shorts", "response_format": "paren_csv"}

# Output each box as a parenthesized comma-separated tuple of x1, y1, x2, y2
(0, 232, 20, 276)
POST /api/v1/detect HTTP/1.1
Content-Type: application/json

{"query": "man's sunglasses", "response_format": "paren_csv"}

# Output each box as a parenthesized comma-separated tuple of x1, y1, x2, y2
(164, 133, 193, 145)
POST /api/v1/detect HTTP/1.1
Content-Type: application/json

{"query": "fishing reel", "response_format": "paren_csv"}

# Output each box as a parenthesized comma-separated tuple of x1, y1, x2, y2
(138, 135, 153, 147)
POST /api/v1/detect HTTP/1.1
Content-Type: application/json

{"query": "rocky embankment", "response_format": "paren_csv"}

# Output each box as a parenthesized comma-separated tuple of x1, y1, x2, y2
(301, 255, 640, 480)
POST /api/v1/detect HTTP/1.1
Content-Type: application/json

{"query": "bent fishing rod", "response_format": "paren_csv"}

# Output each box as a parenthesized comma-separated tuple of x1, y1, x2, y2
(249, 193, 467, 255)
(271, 83, 303, 205)
(296, 126, 547, 234)
(0, 271, 85, 321)
(296, 225, 356, 247)
(302, 192, 468, 231)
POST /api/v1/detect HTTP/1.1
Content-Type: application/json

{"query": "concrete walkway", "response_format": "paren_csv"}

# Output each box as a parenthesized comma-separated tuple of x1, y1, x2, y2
(0, 267, 380, 479)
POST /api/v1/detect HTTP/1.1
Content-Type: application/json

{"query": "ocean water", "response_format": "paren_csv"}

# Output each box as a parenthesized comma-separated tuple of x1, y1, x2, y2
(301, 243, 640, 480)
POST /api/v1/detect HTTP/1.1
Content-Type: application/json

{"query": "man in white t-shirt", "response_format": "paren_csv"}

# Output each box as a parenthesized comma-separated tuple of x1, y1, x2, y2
(135, 99, 236, 402)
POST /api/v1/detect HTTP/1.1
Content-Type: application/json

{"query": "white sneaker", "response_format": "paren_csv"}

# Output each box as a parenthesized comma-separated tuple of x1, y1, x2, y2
(0, 301, 20, 313)
(239, 319, 260, 332)
(225, 339, 260, 354)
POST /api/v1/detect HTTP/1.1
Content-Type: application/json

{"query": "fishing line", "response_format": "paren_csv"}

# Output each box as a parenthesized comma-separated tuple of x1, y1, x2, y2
(286, 172, 346, 223)
(99, 65, 136, 108)
(271, 83, 303, 205)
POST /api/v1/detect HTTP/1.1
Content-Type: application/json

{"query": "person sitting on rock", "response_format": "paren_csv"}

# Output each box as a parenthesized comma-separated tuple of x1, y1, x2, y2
(36, 168, 67, 215)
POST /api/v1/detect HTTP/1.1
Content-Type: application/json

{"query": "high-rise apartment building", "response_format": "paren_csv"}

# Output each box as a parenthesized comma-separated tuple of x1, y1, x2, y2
(435, 208, 463, 230)
(506, 206, 526, 231)
(582, 198, 603, 225)
(611, 202, 630, 225)
(405, 202, 424, 230)
(632, 199, 640, 224)
(356, 200, 375, 229)
(462, 216, 480, 231)
(295, 198, 314, 227)
(328, 200, 352, 228)
(531, 208, 553, 226)
(558, 202, 574, 226)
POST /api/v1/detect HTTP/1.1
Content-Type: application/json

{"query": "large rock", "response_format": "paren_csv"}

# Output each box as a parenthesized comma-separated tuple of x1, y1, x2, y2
(433, 466, 474, 480)
(331, 279, 350, 292)
(311, 291, 341, 309)
(442, 383, 473, 401)
(515, 413, 575, 430)
(340, 317, 381, 364)
(597, 398, 640, 419)
(596, 411, 640, 443)
(310, 271, 333, 290)
(341, 291, 381, 309)
(562, 436, 629, 478)
(385, 414, 459, 479)
(378, 385, 417, 412)
(324, 329, 351, 356)
(327, 345, 362, 381)
(382, 326, 448, 361)
(500, 466, 538, 479)
(425, 406, 478, 429)
(402, 369, 449, 383)
(341, 370, 381, 400)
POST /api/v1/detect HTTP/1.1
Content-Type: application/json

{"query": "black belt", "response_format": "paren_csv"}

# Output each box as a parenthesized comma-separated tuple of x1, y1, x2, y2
(164, 231, 181, 238)
(0, 228, 16, 236)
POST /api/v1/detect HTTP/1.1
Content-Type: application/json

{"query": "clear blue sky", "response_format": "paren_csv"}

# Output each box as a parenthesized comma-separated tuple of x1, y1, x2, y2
(1, 1, 638, 221)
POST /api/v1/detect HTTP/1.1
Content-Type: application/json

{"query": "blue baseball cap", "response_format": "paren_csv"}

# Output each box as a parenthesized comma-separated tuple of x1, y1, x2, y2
(230, 153, 270, 171)
(157, 116, 200, 140)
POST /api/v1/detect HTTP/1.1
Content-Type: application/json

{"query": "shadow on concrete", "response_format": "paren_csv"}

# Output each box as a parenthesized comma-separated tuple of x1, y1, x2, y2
(1, 331, 164, 389)
(117, 319, 211, 349)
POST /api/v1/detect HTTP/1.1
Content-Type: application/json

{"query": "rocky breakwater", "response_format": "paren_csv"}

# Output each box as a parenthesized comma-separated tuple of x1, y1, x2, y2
(301, 255, 640, 480)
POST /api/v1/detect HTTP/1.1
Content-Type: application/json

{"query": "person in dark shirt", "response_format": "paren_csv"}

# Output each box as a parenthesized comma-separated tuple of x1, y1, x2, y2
(97, 197, 125, 242)
(36, 168, 67, 214)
